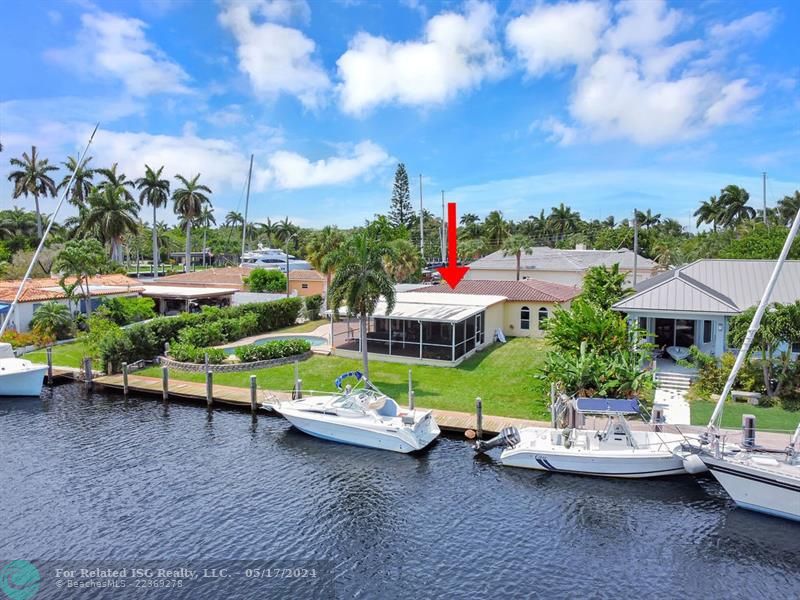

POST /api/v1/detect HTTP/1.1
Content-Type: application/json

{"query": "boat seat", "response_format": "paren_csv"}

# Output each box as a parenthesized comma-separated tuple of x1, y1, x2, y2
(376, 398, 399, 418)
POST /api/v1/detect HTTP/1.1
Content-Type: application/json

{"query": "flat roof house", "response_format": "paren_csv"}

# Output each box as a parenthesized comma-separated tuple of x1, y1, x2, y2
(612, 259, 800, 357)
(466, 246, 658, 287)
(331, 279, 580, 366)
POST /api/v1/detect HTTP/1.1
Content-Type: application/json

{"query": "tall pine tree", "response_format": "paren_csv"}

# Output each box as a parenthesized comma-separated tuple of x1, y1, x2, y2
(388, 163, 413, 229)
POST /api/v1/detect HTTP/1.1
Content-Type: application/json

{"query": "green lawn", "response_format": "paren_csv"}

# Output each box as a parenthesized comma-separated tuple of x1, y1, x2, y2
(24, 341, 92, 369)
(691, 400, 800, 432)
(139, 337, 552, 420)
(273, 319, 328, 334)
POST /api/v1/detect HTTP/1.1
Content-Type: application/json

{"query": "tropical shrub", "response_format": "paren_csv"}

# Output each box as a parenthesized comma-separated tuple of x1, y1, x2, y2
(580, 264, 633, 309)
(0, 329, 53, 349)
(168, 342, 225, 364)
(98, 296, 156, 326)
(542, 298, 641, 356)
(80, 314, 123, 360)
(305, 294, 323, 320)
(234, 339, 310, 362)
(245, 268, 287, 293)
(29, 301, 74, 340)
(97, 297, 302, 371)
(178, 321, 225, 347)
(686, 347, 765, 403)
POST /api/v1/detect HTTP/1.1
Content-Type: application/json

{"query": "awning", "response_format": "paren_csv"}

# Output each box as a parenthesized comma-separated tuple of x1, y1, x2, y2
(0, 303, 10, 313)
(574, 398, 640, 415)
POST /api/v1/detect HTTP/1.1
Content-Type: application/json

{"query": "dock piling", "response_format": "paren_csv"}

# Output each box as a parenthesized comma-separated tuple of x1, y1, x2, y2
(409, 390, 415, 411)
(476, 397, 483, 440)
(408, 370, 413, 406)
(46, 347, 53, 386)
(250, 375, 257, 414)
(652, 407, 664, 432)
(742, 414, 756, 448)
(161, 366, 169, 401)
(296, 378, 303, 400)
(206, 370, 213, 408)
(122, 362, 129, 397)
(83, 358, 93, 390)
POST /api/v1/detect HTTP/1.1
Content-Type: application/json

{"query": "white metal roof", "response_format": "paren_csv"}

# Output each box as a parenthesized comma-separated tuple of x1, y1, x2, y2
(371, 292, 505, 323)
(468, 247, 657, 272)
(141, 285, 238, 299)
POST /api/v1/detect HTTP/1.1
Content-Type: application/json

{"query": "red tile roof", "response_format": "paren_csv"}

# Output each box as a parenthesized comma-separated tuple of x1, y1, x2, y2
(0, 274, 143, 303)
(410, 279, 580, 303)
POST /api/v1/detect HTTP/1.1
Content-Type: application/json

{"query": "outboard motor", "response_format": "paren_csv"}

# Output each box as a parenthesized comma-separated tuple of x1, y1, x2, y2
(474, 427, 520, 453)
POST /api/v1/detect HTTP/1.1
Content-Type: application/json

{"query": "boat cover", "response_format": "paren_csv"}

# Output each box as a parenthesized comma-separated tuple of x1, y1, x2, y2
(335, 370, 363, 390)
(575, 398, 640, 415)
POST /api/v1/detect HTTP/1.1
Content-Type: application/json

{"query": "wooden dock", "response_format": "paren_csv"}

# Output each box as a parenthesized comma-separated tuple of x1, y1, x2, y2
(92, 373, 544, 435)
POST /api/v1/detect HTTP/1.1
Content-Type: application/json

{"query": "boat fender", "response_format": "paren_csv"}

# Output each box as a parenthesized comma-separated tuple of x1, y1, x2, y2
(683, 453, 709, 475)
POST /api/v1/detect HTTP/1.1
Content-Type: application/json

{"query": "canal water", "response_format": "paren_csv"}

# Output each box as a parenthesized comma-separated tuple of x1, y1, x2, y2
(1, 383, 798, 599)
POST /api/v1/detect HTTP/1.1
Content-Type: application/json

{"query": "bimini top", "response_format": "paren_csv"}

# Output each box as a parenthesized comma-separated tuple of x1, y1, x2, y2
(574, 398, 640, 415)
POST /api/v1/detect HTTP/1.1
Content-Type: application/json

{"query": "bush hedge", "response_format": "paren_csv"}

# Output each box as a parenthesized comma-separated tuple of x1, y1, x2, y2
(99, 297, 302, 372)
(304, 294, 323, 320)
(168, 342, 226, 364)
(234, 338, 311, 362)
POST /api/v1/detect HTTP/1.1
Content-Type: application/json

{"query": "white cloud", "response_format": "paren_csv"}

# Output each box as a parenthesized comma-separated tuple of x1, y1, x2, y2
(218, 1, 329, 108)
(709, 10, 777, 42)
(205, 104, 247, 127)
(336, 1, 504, 115)
(507, 0, 766, 146)
(266, 141, 391, 189)
(506, 1, 608, 76)
(45, 10, 191, 96)
(253, 0, 311, 24)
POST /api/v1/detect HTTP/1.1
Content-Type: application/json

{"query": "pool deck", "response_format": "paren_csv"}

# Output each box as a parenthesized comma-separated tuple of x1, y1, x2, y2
(215, 323, 332, 355)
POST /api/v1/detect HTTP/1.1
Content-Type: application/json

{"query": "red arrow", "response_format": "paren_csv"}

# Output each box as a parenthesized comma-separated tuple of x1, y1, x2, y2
(436, 202, 470, 289)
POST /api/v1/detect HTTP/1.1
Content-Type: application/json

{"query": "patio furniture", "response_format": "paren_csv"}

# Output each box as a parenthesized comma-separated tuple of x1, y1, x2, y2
(731, 390, 761, 405)
(666, 346, 690, 362)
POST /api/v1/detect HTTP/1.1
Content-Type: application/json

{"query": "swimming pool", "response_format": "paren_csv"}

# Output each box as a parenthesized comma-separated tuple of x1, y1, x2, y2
(224, 334, 327, 354)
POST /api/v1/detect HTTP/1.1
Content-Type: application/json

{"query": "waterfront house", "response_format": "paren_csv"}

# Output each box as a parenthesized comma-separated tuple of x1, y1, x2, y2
(465, 245, 658, 286)
(150, 266, 326, 298)
(612, 259, 800, 357)
(331, 279, 580, 366)
(0, 275, 143, 332)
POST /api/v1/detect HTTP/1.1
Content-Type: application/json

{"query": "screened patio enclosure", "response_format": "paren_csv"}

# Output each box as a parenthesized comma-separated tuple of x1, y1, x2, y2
(331, 295, 495, 364)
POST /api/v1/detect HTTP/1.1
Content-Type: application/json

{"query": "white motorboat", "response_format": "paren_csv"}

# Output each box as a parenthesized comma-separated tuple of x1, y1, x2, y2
(682, 203, 800, 521)
(0, 342, 47, 397)
(476, 398, 689, 478)
(240, 245, 311, 272)
(262, 371, 440, 453)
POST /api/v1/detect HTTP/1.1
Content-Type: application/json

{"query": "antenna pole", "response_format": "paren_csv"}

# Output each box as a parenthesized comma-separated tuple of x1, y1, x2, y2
(1, 124, 99, 337)
(632, 209, 639, 285)
(419, 174, 424, 262)
(241, 153, 254, 260)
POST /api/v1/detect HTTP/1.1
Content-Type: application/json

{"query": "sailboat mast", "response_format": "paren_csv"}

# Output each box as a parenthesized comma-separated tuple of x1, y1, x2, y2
(708, 206, 800, 431)
(0, 124, 99, 337)
(419, 174, 424, 262)
(241, 153, 254, 260)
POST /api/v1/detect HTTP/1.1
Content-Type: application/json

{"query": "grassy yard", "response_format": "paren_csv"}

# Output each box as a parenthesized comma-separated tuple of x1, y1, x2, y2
(24, 341, 91, 369)
(274, 319, 328, 334)
(691, 400, 800, 432)
(138, 337, 552, 420)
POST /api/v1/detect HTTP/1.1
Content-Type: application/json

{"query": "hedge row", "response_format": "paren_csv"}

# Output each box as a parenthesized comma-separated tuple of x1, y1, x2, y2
(168, 343, 226, 364)
(99, 297, 303, 372)
(234, 338, 311, 362)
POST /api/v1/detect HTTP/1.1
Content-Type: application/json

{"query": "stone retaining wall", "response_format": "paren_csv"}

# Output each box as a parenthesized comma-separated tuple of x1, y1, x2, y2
(159, 351, 312, 373)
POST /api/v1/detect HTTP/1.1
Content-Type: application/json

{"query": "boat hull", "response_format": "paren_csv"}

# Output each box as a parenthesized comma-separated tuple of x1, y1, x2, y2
(701, 455, 800, 522)
(501, 448, 686, 478)
(0, 363, 47, 397)
(279, 409, 439, 454)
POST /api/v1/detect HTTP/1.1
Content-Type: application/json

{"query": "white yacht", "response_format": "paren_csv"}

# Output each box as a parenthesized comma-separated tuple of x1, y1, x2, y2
(476, 397, 690, 478)
(262, 372, 440, 453)
(682, 204, 800, 521)
(0, 343, 47, 397)
(240, 245, 311, 272)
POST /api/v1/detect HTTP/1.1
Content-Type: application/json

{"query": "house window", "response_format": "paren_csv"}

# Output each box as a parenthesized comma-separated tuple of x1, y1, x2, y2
(301, 283, 308, 289)
(538, 307, 549, 328)
(793, 342, 800, 354)
(703, 320, 712, 344)
(638, 317, 647, 331)
(520, 306, 530, 330)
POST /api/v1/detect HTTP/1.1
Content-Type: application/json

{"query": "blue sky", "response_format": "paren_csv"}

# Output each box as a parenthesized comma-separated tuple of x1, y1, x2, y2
(1, 0, 799, 229)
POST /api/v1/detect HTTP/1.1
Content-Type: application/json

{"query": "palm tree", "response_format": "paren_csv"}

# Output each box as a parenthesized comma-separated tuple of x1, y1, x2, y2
(29, 302, 73, 339)
(501, 234, 535, 281)
(57, 155, 95, 208)
(602, 215, 616, 228)
(98, 163, 135, 201)
(718, 185, 755, 227)
(53, 238, 108, 317)
(255, 218, 277, 247)
(306, 225, 344, 289)
(385, 238, 421, 283)
(694, 195, 724, 232)
(172, 174, 212, 273)
(778, 191, 800, 226)
(547, 203, 581, 239)
(7, 145, 58, 238)
(198, 205, 216, 267)
(459, 213, 482, 239)
(458, 237, 486, 262)
(0, 208, 38, 241)
(328, 231, 395, 378)
(84, 184, 140, 262)
(136, 165, 171, 277)
(483, 210, 509, 249)
(635, 208, 661, 230)
(276, 217, 297, 245)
